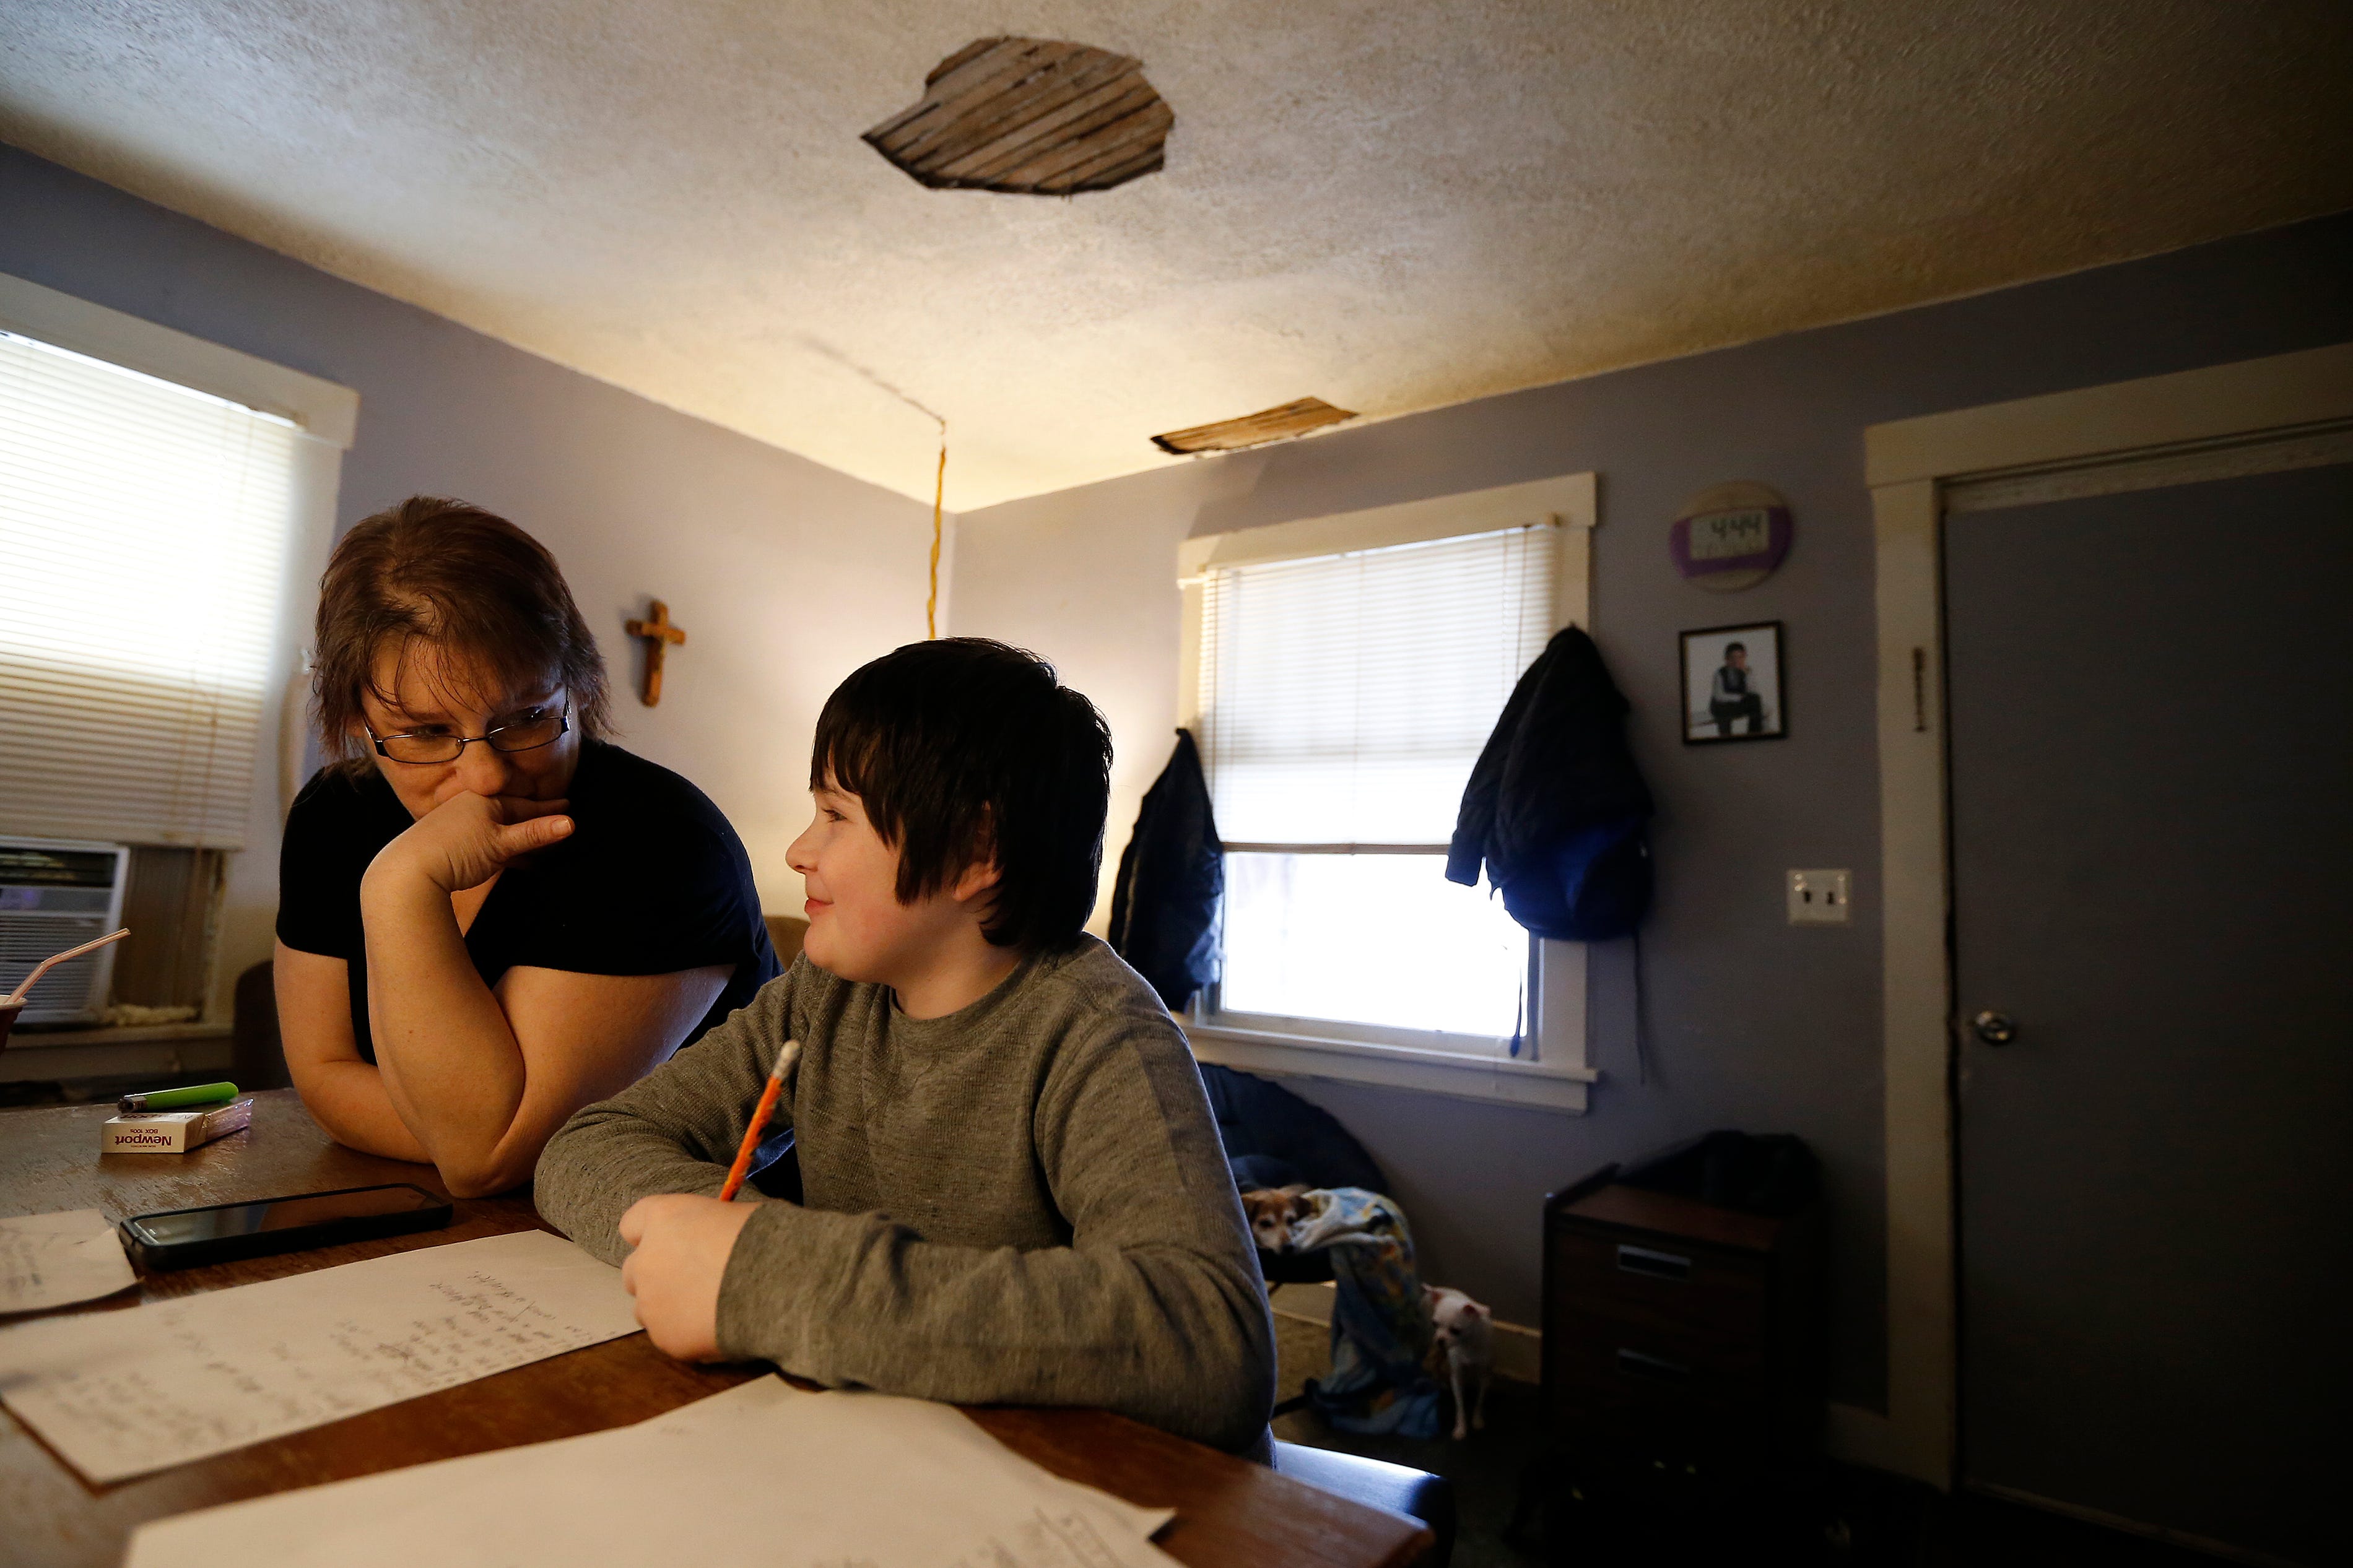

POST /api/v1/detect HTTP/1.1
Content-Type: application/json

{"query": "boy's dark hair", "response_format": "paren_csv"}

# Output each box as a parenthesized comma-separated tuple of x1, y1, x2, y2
(812, 638, 1113, 950)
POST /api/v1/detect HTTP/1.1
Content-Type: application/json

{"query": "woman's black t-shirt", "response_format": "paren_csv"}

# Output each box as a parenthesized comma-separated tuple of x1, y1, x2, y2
(276, 741, 781, 1062)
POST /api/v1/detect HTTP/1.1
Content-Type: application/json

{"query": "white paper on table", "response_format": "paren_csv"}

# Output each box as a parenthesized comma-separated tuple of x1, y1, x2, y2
(0, 1229, 638, 1483)
(128, 1375, 1179, 1568)
(0, 1208, 139, 1314)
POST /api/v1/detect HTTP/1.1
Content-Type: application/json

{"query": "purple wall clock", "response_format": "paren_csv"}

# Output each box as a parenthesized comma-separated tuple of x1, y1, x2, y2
(1670, 481, 1793, 592)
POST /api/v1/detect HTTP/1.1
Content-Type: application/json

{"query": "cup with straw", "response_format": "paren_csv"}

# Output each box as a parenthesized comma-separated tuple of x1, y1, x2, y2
(0, 929, 129, 1054)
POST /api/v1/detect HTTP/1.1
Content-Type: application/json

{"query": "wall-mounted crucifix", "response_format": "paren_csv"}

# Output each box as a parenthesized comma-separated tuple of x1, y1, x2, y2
(624, 599, 687, 706)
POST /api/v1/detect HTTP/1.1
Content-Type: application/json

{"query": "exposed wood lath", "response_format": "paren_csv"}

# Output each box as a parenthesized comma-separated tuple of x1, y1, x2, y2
(1152, 397, 1358, 454)
(863, 37, 1173, 196)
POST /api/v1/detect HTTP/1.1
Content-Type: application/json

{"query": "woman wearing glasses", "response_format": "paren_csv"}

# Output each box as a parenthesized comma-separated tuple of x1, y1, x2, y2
(274, 496, 779, 1195)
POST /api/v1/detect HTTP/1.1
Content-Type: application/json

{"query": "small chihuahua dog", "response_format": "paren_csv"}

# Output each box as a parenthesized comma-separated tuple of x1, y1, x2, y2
(1238, 1185, 1314, 1253)
(1424, 1284, 1494, 1439)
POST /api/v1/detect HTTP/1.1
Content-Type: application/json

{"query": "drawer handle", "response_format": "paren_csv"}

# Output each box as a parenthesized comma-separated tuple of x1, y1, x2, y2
(1616, 1244, 1692, 1281)
(1616, 1348, 1691, 1383)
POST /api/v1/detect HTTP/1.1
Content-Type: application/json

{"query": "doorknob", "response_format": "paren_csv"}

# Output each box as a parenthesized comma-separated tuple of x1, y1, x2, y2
(1972, 1010, 2019, 1046)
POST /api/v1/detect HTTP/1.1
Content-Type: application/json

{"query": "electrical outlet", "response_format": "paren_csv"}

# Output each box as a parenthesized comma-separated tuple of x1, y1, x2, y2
(1788, 868, 1851, 925)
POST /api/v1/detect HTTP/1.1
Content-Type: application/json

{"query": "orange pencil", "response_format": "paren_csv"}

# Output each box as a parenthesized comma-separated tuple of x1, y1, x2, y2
(716, 1039, 801, 1202)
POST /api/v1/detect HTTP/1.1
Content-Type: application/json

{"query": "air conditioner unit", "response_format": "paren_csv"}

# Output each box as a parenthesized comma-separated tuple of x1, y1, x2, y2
(1, 837, 130, 1024)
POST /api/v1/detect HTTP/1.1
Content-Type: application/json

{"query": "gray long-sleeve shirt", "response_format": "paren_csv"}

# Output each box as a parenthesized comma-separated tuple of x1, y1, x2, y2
(534, 936, 1275, 1453)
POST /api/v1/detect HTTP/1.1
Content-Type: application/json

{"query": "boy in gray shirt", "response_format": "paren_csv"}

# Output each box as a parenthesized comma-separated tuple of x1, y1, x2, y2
(535, 639, 1274, 1453)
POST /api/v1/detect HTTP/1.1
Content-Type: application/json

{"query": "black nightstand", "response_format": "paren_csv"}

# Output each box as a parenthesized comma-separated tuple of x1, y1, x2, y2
(1510, 1164, 1829, 1557)
(1542, 1171, 1825, 1460)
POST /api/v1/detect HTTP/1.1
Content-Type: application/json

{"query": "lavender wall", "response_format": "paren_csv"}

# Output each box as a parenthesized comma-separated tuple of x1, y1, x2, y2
(952, 210, 2353, 1410)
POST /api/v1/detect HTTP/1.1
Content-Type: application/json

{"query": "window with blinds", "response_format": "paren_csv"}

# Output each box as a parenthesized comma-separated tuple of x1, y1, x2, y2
(1195, 522, 1559, 1049)
(0, 328, 305, 851)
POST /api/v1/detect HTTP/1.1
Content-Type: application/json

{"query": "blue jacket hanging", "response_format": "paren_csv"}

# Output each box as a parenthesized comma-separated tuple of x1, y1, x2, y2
(1107, 729, 1224, 1011)
(1446, 626, 1653, 942)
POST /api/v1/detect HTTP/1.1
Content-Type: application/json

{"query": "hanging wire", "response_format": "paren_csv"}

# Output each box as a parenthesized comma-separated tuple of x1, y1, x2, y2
(926, 421, 946, 639)
(782, 336, 946, 640)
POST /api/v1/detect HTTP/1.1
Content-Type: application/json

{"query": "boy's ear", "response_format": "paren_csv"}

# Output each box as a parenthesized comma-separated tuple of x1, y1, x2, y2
(949, 853, 1001, 904)
(948, 810, 1001, 904)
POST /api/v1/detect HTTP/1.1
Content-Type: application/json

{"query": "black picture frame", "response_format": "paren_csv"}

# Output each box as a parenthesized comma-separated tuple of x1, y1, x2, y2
(1681, 621, 1786, 744)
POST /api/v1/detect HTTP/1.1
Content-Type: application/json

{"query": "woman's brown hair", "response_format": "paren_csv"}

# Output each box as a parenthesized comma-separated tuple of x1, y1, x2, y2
(313, 496, 612, 771)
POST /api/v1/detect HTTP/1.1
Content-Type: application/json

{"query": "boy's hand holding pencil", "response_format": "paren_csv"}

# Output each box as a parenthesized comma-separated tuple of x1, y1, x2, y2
(619, 1039, 800, 1361)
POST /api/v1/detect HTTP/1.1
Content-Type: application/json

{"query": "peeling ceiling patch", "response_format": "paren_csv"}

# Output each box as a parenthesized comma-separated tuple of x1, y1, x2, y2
(863, 37, 1172, 196)
(1151, 397, 1358, 454)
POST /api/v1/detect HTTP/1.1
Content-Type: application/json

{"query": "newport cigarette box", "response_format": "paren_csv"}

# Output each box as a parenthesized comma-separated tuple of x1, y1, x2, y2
(102, 1097, 254, 1154)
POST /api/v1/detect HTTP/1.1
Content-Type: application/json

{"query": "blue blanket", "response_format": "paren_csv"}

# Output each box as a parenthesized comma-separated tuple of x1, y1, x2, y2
(1288, 1188, 1443, 1437)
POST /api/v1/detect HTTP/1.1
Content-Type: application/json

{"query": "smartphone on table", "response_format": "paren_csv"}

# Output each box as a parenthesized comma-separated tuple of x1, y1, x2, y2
(119, 1183, 453, 1271)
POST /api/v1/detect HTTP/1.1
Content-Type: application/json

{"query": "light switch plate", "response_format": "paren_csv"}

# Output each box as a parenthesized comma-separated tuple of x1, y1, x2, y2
(1788, 868, 1851, 924)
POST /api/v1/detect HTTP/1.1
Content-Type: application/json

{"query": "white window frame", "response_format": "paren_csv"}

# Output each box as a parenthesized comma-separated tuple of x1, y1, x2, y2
(1176, 473, 1601, 1112)
(0, 271, 355, 1035)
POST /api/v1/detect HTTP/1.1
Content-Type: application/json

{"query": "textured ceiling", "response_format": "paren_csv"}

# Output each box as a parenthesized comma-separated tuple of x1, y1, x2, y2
(4, 2, 2349, 510)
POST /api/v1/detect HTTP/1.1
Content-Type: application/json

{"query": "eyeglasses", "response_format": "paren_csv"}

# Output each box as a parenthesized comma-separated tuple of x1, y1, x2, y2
(365, 704, 570, 765)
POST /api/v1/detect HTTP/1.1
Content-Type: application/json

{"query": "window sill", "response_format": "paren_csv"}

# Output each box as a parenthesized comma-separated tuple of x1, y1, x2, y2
(6, 1021, 232, 1047)
(0, 1021, 235, 1085)
(1181, 1020, 1594, 1113)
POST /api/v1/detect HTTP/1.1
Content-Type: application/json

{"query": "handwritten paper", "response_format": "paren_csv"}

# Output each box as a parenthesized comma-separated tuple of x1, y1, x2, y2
(0, 1209, 138, 1314)
(0, 1229, 637, 1482)
(128, 1375, 1180, 1568)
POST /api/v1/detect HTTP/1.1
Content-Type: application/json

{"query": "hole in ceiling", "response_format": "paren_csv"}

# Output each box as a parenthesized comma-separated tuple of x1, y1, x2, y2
(1151, 398, 1359, 455)
(863, 37, 1173, 196)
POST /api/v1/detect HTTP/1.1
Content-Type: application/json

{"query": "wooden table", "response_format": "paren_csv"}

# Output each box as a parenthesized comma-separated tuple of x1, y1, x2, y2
(1, 1091, 1430, 1568)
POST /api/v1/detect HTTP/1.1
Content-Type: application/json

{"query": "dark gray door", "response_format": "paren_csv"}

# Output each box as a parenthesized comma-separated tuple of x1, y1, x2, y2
(1946, 460, 2352, 1566)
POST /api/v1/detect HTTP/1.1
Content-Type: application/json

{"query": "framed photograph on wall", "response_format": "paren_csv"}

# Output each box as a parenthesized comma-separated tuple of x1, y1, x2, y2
(1682, 621, 1786, 743)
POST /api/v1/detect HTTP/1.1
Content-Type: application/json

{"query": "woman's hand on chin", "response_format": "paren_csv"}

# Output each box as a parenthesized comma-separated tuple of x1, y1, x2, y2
(367, 791, 575, 896)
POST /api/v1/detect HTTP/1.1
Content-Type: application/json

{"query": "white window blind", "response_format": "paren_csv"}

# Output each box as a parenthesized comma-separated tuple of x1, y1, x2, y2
(0, 329, 305, 850)
(1196, 523, 1559, 1044)
(1198, 522, 1561, 846)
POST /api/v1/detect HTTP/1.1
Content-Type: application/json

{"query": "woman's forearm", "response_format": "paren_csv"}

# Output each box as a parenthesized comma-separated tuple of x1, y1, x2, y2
(360, 864, 530, 1192)
(297, 1057, 436, 1163)
(274, 942, 435, 1166)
